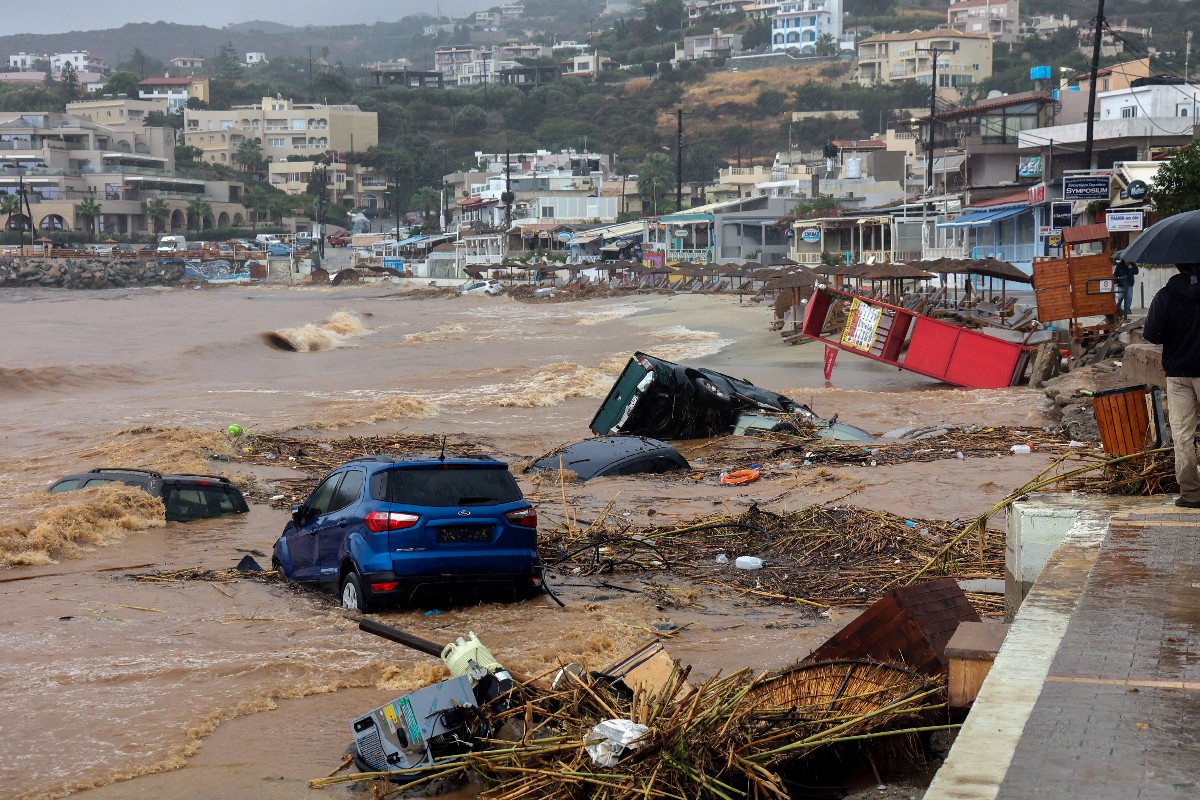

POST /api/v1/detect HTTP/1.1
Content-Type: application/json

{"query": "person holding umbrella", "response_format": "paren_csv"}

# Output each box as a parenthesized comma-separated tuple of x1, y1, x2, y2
(1144, 263, 1200, 508)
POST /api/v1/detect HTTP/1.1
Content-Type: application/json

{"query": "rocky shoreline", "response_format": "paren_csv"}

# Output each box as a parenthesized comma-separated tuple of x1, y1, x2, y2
(0, 258, 187, 289)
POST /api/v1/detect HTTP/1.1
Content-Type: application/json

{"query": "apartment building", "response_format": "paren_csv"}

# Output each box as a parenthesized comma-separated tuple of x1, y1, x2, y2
(266, 159, 389, 211)
(170, 56, 205, 71)
(947, 0, 1020, 44)
(183, 97, 378, 166)
(0, 112, 242, 235)
(66, 97, 170, 127)
(771, 0, 842, 53)
(677, 28, 743, 60)
(856, 29, 992, 100)
(138, 76, 211, 113)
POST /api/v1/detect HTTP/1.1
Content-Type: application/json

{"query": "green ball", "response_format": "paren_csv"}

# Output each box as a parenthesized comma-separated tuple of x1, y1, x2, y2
(227, 424, 243, 437)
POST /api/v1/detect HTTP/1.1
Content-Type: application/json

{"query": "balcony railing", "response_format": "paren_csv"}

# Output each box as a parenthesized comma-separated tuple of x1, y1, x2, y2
(973, 243, 1036, 264)
(922, 245, 971, 260)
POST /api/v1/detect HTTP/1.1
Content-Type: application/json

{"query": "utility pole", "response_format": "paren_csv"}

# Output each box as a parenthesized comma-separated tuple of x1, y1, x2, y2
(315, 164, 327, 261)
(502, 148, 514, 230)
(916, 42, 958, 194)
(676, 108, 684, 212)
(1084, 0, 1106, 169)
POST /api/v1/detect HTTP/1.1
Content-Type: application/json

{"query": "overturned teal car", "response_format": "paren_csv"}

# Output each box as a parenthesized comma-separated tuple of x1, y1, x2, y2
(590, 352, 874, 442)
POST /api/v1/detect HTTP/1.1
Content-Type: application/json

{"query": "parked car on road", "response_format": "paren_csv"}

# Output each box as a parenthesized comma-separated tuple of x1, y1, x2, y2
(590, 352, 875, 441)
(48, 468, 249, 522)
(460, 279, 502, 296)
(328, 231, 351, 247)
(267, 242, 293, 256)
(88, 243, 115, 256)
(112, 243, 139, 256)
(526, 436, 689, 481)
(272, 455, 542, 611)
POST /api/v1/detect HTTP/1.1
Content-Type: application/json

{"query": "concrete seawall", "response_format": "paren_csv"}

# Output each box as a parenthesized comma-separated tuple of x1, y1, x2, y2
(0, 258, 187, 289)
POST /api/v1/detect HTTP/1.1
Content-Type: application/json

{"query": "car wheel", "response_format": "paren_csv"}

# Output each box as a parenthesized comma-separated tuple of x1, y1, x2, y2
(692, 376, 733, 409)
(770, 421, 801, 434)
(340, 572, 376, 613)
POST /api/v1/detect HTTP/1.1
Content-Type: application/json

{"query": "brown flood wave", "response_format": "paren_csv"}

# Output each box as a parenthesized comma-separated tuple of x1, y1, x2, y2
(0, 365, 141, 398)
(262, 311, 366, 352)
(0, 484, 166, 568)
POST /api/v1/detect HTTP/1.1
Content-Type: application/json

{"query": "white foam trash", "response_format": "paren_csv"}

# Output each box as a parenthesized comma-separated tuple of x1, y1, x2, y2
(585, 719, 652, 767)
(735, 556, 764, 570)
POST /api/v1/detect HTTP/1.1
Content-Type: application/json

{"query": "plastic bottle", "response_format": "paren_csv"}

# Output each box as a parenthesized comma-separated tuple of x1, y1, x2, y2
(735, 556, 764, 570)
(1010, 444, 1032, 455)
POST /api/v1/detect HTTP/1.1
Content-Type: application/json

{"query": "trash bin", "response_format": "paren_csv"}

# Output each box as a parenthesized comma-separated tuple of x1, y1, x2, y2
(1092, 385, 1164, 455)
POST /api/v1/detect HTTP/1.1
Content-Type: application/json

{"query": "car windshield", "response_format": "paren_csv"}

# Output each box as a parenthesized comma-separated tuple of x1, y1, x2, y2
(370, 466, 522, 507)
(163, 485, 249, 521)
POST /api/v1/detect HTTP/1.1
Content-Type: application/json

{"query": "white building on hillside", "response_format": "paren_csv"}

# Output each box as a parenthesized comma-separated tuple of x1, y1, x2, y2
(771, 0, 842, 53)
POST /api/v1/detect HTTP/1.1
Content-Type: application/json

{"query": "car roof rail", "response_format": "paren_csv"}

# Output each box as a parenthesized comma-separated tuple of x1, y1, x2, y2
(88, 467, 163, 478)
(164, 473, 233, 484)
(347, 455, 398, 464)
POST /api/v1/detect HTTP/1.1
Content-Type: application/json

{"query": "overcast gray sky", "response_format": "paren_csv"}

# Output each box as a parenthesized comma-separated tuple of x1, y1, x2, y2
(7, 0, 484, 35)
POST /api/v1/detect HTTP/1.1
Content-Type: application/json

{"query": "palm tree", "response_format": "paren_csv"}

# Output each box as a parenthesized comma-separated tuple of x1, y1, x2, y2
(145, 198, 170, 234)
(186, 197, 212, 235)
(0, 193, 21, 231)
(233, 139, 266, 176)
(410, 186, 441, 224)
(76, 196, 102, 241)
(243, 185, 271, 234)
(637, 153, 674, 215)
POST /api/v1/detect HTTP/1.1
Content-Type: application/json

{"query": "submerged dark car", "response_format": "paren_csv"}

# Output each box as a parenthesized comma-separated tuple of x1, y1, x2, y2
(48, 468, 249, 522)
(527, 436, 690, 481)
(590, 352, 874, 441)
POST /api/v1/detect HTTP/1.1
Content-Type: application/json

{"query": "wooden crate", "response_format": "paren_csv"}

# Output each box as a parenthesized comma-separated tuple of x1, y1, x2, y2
(804, 578, 980, 675)
(946, 621, 1009, 708)
(1093, 384, 1152, 455)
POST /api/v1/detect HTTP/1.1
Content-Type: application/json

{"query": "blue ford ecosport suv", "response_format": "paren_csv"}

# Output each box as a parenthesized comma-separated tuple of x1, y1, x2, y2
(272, 455, 542, 612)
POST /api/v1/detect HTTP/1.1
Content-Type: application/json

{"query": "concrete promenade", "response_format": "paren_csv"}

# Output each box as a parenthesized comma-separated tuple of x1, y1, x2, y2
(926, 504, 1200, 799)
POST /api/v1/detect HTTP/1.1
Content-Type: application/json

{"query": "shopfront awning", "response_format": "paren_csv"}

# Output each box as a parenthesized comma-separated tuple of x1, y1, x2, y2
(936, 205, 1026, 228)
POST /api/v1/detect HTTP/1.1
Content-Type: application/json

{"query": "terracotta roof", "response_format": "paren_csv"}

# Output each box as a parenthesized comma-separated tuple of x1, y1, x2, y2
(860, 28, 992, 44)
(1063, 223, 1110, 244)
(139, 76, 198, 86)
(917, 91, 1052, 122)
(967, 191, 1029, 208)
(831, 139, 886, 149)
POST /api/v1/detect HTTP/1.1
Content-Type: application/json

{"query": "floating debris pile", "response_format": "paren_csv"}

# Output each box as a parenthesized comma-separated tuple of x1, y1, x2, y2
(539, 506, 1003, 614)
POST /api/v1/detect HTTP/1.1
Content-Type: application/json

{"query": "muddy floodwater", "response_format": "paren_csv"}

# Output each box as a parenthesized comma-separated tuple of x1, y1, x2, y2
(0, 284, 1056, 799)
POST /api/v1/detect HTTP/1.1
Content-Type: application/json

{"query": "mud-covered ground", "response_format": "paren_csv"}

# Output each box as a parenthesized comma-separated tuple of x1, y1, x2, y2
(0, 284, 1091, 799)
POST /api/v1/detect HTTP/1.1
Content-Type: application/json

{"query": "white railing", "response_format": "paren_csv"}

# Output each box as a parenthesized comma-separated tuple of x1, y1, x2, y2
(922, 245, 971, 260)
(666, 248, 712, 263)
(974, 243, 1036, 263)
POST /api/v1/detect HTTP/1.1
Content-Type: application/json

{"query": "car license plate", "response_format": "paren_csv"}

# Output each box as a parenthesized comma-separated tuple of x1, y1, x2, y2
(436, 526, 491, 543)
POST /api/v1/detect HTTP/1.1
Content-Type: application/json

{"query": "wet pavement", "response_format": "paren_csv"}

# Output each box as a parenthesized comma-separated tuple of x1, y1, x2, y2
(927, 503, 1200, 799)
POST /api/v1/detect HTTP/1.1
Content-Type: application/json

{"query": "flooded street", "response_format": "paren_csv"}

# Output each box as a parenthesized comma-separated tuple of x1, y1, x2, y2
(0, 285, 1056, 799)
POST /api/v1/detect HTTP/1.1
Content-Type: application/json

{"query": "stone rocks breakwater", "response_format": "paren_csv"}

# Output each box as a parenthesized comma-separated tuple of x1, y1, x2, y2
(0, 258, 187, 289)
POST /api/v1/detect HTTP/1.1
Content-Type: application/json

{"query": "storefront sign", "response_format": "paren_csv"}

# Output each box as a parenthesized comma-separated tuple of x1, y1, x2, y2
(1027, 182, 1047, 205)
(1063, 175, 1111, 201)
(1124, 179, 1149, 201)
(1037, 226, 1059, 237)
(1105, 211, 1144, 232)
(801, 227, 821, 243)
(1051, 201, 1073, 230)
(1019, 157, 1043, 179)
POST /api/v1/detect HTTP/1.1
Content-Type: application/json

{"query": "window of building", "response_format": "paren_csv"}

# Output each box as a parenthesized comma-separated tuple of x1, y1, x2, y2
(290, 119, 305, 130)
(208, 134, 215, 143)
(266, 137, 285, 147)
(1121, 106, 1137, 118)
(541, 206, 554, 217)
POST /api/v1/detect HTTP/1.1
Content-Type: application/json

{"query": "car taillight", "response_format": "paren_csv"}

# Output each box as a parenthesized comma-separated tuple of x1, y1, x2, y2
(364, 511, 420, 532)
(371, 581, 399, 593)
(505, 508, 537, 528)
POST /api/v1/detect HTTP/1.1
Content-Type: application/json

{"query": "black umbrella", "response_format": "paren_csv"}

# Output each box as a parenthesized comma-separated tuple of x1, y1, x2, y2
(1120, 209, 1200, 265)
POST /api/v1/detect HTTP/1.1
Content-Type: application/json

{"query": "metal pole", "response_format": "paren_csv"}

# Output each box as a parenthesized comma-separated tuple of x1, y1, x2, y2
(1084, 0, 1107, 169)
(676, 108, 683, 212)
(926, 51, 938, 193)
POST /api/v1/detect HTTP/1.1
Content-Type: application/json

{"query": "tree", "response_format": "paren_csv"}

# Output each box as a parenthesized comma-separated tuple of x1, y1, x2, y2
(637, 153, 674, 215)
(213, 43, 243, 82)
(722, 125, 751, 168)
(815, 33, 838, 57)
(0, 193, 23, 233)
(1150, 142, 1200, 218)
(312, 71, 353, 102)
(145, 198, 170, 234)
(102, 71, 141, 98)
(452, 105, 488, 134)
(76, 196, 102, 241)
(645, 0, 686, 30)
(186, 197, 212, 234)
(410, 186, 441, 222)
(144, 110, 184, 131)
(59, 62, 80, 100)
(243, 184, 271, 234)
(233, 139, 266, 175)
(743, 19, 772, 50)
(175, 144, 204, 165)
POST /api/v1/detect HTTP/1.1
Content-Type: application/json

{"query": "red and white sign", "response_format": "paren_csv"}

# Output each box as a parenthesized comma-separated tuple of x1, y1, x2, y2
(1027, 183, 1047, 205)
(823, 344, 839, 381)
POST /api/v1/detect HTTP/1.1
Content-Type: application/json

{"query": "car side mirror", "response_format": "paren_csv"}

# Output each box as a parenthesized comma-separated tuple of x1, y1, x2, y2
(291, 504, 306, 526)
